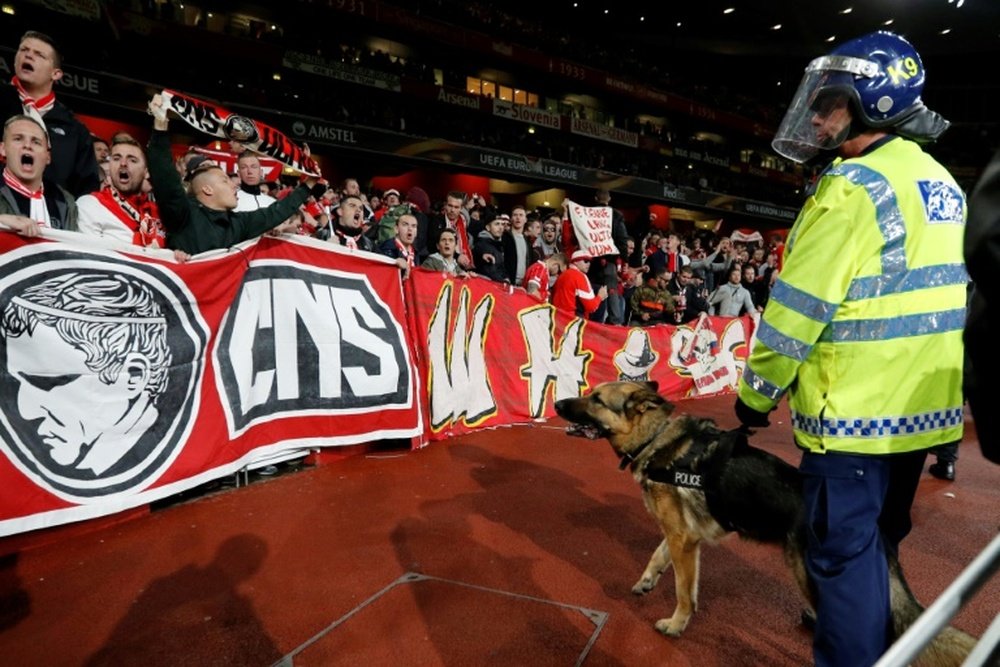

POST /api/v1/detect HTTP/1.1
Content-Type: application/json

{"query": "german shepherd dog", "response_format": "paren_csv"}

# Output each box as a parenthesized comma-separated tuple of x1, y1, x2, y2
(554, 381, 974, 666)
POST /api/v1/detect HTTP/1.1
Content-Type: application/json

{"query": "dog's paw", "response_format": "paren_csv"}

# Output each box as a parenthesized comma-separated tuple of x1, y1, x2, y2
(655, 616, 689, 638)
(631, 575, 658, 595)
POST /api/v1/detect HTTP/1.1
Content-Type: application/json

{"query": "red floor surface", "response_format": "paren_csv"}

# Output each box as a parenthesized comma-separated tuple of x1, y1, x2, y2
(0, 395, 997, 666)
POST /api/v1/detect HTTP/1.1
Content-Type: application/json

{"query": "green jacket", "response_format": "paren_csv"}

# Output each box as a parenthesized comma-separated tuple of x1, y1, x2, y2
(630, 283, 675, 322)
(738, 137, 967, 455)
(147, 130, 309, 254)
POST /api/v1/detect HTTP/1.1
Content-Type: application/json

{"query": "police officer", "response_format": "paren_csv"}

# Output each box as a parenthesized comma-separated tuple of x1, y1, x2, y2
(734, 32, 965, 667)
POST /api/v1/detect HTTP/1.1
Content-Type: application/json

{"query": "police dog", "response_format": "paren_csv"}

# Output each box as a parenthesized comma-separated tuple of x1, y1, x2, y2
(554, 381, 974, 665)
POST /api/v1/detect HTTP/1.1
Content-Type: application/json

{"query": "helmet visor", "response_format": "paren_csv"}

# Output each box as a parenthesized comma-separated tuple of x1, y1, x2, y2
(772, 68, 854, 163)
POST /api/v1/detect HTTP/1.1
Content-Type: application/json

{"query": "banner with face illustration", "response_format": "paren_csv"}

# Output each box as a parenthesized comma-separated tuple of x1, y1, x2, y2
(0, 233, 419, 536)
(0, 230, 756, 536)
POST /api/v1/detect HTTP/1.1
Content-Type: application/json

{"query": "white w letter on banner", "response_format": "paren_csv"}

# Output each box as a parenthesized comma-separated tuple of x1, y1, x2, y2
(427, 284, 496, 430)
(519, 307, 592, 418)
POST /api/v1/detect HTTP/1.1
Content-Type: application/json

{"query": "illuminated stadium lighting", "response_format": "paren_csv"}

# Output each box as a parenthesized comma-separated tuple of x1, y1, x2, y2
(1, 4, 15, 15)
(826, 35, 837, 42)
(723, 7, 735, 14)
(883, 18, 894, 25)
(839, 7, 852, 14)
(273, 73, 282, 81)
(772, 24, 782, 30)
(939, 27, 952, 34)
(528, 126, 536, 134)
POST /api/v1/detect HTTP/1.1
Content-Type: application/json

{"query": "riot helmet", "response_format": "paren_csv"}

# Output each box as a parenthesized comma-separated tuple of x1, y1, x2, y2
(772, 31, 949, 163)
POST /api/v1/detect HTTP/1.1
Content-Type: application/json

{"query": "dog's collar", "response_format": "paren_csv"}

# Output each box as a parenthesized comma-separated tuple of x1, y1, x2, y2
(617, 422, 669, 470)
(618, 449, 643, 470)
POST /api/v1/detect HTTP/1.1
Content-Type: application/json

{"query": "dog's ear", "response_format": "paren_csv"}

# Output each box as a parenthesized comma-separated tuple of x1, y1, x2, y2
(640, 380, 659, 393)
(624, 388, 665, 418)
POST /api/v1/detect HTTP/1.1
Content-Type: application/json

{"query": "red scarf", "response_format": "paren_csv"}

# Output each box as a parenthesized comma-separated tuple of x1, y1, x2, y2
(11, 76, 55, 116)
(394, 238, 415, 268)
(335, 229, 361, 250)
(93, 186, 165, 247)
(449, 216, 471, 259)
(3, 167, 43, 199)
(3, 167, 48, 227)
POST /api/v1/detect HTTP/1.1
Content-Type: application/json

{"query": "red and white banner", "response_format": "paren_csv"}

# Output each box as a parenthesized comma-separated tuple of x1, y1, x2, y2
(0, 232, 419, 536)
(565, 200, 620, 258)
(0, 229, 756, 536)
(406, 269, 755, 441)
(160, 89, 321, 177)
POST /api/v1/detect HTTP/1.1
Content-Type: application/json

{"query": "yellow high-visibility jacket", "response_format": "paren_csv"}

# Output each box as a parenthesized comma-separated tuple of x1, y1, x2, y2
(738, 137, 967, 455)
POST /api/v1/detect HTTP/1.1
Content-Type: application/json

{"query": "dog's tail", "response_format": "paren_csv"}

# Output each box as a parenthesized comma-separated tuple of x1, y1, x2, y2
(888, 556, 977, 667)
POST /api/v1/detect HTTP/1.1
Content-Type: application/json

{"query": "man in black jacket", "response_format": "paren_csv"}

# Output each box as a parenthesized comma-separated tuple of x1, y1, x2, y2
(2, 31, 101, 198)
(963, 147, 1000, 465)
(146, 94, 320, 255)
(588, 188, 629, 324)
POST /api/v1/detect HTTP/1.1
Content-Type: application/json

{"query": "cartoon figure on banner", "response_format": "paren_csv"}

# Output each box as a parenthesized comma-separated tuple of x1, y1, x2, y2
(668, 314, 748, 396)
(0, 249, 207, 500)
(614, 329, 659, 381)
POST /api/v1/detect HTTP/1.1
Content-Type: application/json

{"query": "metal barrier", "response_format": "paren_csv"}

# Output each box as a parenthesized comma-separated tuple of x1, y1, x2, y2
(874, 531, 1000, 667)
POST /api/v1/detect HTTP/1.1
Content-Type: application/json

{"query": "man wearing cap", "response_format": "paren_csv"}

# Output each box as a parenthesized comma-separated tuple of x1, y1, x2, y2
(146, 94, 322, 255)
(551, 250, 607, 317)
(374, 188, 400, 222)
(472, 215, 507, 283)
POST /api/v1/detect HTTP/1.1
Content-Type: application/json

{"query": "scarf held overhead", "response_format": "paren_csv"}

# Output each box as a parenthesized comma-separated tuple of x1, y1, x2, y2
(159, 89, 321, 177)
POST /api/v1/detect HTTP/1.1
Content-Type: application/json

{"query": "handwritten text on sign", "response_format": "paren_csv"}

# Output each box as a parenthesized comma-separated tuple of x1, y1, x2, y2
(567, 201, 619, 257)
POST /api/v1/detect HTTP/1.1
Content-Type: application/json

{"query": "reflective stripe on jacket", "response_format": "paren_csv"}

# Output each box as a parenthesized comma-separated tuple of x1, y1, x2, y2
(738, 137, 967, 454)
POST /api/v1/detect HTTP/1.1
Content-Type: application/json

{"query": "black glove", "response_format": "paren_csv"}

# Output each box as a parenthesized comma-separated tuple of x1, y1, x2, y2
(310, 182, 328, 200)
(735, 396, 772, 428)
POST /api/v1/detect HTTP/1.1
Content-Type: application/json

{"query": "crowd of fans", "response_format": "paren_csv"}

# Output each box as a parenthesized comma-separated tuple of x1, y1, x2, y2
(94, 0, 805, 207)
(2, 30, 780, 334)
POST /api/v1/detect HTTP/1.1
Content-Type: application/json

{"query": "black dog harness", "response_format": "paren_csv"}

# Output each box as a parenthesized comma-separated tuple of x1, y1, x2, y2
(630, 427, 747, 493)
(645, 444, 708, 490)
